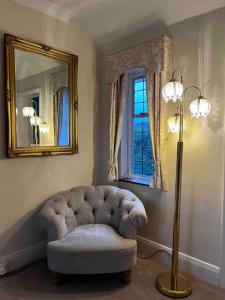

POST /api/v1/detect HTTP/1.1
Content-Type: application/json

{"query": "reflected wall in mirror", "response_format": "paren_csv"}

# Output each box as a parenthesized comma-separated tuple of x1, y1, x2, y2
(5, 34, 78, 158)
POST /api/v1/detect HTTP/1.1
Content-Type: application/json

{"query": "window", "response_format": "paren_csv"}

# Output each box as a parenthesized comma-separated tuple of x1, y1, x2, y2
(32, 96, 40, 145)
(58, 87, 69, 146)
(120, 68, 154, 185)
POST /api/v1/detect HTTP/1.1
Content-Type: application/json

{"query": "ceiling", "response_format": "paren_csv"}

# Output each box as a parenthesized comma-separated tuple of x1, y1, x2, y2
(13, 0, 225, 47)
(15, 49, 61, 80)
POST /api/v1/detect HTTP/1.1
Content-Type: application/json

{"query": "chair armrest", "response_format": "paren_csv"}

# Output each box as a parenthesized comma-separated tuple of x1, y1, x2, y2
(40, 210, 68, 242)
(39, 192, 71, 241)
(118, 190, 148, 239)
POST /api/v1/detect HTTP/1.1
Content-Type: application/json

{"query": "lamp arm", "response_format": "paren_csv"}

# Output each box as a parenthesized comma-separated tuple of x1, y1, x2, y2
(183, 85, 201, 97)
(172, 69, 183, 83)
(26, 98, 38, 115)
(178, 86, 201, 141)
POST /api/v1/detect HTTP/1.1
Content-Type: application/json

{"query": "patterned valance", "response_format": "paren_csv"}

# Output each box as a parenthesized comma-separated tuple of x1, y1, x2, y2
(50, 69, 68, 94)
(107, 35, 172, 83)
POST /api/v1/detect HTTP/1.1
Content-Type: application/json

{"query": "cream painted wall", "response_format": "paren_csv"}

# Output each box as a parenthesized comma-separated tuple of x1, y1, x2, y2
(94, 7, 225, 267)
(0, 0, 96, 257)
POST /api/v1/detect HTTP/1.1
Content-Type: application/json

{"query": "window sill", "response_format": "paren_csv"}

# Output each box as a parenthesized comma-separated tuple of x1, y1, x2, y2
(119, 176, 152, 186)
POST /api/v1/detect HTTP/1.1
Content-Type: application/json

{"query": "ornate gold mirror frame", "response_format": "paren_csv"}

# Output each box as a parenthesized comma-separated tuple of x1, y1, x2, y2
(5, 33, 78, 158)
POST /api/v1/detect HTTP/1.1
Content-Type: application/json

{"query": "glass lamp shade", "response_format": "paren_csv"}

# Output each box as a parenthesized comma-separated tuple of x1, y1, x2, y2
(189, 97, 211, 118)
(162, 80, 184, 103)
(168, 114, 186, 134)
(30, 116, 42, 126)
(22, 106, 35, 117)
(39, 122, 50, 134)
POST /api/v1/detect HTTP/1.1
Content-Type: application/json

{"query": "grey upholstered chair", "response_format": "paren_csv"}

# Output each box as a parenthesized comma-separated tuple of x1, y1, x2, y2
(39, 185, 148, 284)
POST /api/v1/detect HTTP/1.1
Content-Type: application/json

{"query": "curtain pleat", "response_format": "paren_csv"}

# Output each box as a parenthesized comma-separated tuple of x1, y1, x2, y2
(53, 89, 62, 145)
(146, 70, 168, 191)
(108, 74, 125, 181)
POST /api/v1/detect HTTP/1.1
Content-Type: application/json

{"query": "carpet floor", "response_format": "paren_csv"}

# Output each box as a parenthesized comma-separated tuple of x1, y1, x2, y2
(0, 258, 224, 300)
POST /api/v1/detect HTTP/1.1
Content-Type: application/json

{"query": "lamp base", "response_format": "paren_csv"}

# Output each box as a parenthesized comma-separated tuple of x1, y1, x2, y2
(156, 272, 192, 298)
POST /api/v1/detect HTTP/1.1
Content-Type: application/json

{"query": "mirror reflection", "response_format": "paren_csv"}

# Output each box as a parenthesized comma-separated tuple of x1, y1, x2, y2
(15, 49, 69, 147)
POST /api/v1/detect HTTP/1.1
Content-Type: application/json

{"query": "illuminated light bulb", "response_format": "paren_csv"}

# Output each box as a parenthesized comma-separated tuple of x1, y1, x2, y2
(39, 122, 50, 134)
(162, 80, 184, 103)
(23, 106, 35, 117)
(30, 116, 42, 126)
(189, 96, 211, 118)
(168, 114, 186, 134)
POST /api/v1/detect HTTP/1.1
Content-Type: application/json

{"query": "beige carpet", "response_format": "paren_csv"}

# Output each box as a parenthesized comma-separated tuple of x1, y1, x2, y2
(0, 258, 224, 300)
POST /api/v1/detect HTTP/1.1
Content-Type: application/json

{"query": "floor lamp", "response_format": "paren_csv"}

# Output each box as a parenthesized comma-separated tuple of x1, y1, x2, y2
(22, 99, 43, 146)
(155, 70, 211, 298)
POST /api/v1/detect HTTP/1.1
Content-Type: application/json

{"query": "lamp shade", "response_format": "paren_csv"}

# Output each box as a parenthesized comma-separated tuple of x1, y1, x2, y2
(23, 106, 35, 117)
(39, 122, 50, 134)
(30, 116, 42, 126)
(168, 114, 186, 134)
(162, 80, 184, 103)
(189, 96, 211, 118)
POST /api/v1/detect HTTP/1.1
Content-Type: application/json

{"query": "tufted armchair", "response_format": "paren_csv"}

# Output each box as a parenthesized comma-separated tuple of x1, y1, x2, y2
(39, 186, 148, 284)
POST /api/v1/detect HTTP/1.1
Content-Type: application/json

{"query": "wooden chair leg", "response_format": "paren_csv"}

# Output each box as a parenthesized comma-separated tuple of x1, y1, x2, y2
(52, 271, 60, 285)
(123, 269, 132, 284)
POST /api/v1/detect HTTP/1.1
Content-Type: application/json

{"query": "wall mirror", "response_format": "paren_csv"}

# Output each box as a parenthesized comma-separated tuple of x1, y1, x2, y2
(5, 34, 78, 158)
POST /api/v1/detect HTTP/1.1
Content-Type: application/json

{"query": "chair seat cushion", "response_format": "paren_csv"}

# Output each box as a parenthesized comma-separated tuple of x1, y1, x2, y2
(47, 224, 137, 274)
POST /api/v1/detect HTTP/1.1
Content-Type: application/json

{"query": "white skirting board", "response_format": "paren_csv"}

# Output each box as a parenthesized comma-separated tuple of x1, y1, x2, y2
(0, 242, 46, 274)
(137, 235, 220, 287)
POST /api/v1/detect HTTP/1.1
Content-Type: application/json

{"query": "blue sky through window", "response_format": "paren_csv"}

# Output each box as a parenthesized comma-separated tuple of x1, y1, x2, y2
(132, 77, 154, 177)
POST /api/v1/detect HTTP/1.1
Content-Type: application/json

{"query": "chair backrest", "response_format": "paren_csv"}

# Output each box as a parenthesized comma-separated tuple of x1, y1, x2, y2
(40, 185, 139, 237)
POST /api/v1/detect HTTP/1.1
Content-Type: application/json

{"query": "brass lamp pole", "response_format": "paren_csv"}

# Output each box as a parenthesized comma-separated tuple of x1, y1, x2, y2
(155, 71, 211, 298)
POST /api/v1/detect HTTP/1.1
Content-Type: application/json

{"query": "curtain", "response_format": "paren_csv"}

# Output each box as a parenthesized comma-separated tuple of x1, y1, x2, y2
(108, 74, 125, 181)
(146, 70, 168, 191)
(53, 87, 69, 146)
(53, 89, 61, 145)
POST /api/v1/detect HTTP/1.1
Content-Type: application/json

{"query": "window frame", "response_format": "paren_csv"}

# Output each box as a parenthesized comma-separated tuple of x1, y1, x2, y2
(119, 68, 154, 185)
